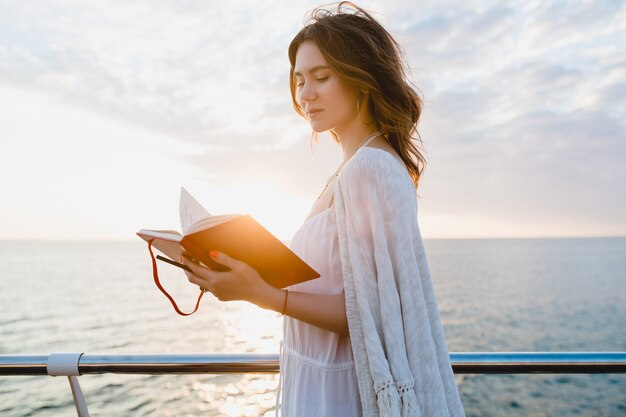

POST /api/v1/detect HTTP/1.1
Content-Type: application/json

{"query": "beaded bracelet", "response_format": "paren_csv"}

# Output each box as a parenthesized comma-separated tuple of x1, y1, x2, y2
(281, 289, 289, 315)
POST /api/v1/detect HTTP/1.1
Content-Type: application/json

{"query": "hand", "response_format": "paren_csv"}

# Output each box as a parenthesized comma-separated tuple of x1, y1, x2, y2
(180, 250, 272, 303)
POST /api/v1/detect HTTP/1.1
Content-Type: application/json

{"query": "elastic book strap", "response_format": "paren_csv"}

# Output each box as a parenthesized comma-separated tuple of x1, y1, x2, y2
(147, 239, 204, 316)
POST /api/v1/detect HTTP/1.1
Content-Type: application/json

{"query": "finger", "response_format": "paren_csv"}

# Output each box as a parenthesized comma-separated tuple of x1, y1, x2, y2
(180, 253, 199, 266)
(184, 270, 212, 291)
(180, 259, 212, 285)
(181, 255, 212, 279)
(183, 270, 196, 281)
(208, 250, 241, 270)
(180, 252, 197, 263)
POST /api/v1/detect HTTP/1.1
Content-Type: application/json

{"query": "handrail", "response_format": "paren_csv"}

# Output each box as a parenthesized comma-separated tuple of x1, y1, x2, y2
(2, 351, 626, 375)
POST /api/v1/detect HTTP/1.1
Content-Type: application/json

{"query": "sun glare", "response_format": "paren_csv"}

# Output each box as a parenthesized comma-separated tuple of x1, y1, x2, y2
(189, 178, 313, 243)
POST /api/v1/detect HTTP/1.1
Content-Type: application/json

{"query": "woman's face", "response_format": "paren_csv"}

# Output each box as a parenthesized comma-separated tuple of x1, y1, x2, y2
(294, 40, 359, 133)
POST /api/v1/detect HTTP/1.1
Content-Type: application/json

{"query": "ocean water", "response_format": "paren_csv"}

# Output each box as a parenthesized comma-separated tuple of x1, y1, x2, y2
(0, 237, 625, 416)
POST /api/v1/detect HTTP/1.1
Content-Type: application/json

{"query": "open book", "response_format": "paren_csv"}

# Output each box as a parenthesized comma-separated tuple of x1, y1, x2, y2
(137, 187, 320, 290)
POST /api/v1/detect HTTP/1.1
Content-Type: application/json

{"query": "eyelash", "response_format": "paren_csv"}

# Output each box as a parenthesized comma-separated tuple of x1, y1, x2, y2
(296, 77, 328, 87)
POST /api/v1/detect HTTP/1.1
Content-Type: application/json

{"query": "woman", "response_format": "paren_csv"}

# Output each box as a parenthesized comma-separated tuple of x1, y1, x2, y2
(181, 2, 465, 417)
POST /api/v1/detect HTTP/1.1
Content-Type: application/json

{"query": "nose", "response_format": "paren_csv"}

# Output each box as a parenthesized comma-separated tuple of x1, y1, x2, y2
(298, 81, 317, 107)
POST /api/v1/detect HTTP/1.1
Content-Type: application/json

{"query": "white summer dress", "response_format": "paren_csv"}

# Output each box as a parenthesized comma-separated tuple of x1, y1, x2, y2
(274, 205, 363, 417)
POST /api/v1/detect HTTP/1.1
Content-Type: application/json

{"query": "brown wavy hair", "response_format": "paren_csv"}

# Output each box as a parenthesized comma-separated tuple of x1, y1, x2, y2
(288, 1, 427, 189)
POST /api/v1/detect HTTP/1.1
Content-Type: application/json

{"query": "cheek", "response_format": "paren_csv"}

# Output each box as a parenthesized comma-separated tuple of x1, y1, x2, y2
(323, 80, 355, 113)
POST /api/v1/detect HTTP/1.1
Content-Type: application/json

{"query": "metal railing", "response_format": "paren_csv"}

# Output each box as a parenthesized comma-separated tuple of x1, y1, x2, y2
(1, 352, 625, 417)
(3, 351, 626, 375)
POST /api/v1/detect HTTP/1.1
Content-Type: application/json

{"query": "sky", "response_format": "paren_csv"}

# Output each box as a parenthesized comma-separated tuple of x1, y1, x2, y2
(0, 0, 624, 241)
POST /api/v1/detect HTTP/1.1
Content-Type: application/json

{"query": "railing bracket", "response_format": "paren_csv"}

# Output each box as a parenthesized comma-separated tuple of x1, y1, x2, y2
(47, 352, 90, 417)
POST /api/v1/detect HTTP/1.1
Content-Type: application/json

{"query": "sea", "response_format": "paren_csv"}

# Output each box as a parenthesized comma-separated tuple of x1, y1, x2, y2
(1, 237, 625, 417)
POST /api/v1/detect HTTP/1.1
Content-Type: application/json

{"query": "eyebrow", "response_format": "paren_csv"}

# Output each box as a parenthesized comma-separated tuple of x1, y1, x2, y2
(293, 65, 330, 77)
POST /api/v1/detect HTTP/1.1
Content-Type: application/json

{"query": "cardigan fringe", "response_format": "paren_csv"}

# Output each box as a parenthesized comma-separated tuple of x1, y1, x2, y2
(373, 379, 421, 417)
(375, 381, 401, 417)
(399, 381, 421, 417)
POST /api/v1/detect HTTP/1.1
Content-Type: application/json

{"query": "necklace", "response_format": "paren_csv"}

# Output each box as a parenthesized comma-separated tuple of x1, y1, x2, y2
(311, 131, 383, 207)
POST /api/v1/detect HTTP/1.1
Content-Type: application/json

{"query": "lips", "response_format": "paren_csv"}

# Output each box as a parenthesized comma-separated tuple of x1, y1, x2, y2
(306, 109, 323, 117)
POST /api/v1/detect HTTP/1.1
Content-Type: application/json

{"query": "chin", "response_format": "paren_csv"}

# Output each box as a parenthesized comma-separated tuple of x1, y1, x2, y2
(309, 121, 330, 133)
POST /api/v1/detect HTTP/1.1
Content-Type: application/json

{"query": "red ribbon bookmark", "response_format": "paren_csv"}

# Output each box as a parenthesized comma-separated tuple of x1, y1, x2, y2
(147, 240, 204, 316)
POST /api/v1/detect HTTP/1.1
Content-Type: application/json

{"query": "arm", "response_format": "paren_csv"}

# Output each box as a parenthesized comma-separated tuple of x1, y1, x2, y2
(180, 251, 349, 336)
(253, 286, 350, 337)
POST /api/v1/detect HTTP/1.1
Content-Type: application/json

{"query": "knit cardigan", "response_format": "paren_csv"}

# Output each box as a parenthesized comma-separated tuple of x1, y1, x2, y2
(333, 147, 465, 417)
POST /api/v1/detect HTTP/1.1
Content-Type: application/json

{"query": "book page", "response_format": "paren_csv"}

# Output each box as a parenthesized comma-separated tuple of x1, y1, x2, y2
(180, 186, 212, 235)
(186, 214, 242, 235)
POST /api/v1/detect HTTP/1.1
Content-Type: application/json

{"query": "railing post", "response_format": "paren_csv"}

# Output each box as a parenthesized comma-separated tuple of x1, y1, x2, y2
(47, 353, 90, 417)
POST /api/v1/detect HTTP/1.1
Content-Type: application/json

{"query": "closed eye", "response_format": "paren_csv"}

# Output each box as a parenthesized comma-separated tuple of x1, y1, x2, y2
(296, 77, 329, 87)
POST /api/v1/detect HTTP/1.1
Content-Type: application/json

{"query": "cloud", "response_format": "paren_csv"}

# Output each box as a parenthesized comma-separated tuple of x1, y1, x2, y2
(0, 0, 317, 145)
(0, 0, 624, 238)
(391, 0, 626, 236)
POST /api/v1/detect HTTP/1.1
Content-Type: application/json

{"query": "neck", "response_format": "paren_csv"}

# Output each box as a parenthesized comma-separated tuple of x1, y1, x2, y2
(333, 123, 381, 163)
